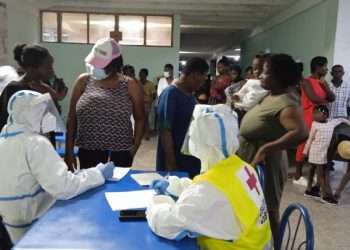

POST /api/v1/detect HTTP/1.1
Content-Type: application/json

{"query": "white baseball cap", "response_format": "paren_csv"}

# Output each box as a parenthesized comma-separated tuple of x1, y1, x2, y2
(85, 38, 122, 69)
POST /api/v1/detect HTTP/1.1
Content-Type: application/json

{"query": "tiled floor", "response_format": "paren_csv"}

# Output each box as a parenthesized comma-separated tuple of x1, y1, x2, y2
(133, 136, 350, 250)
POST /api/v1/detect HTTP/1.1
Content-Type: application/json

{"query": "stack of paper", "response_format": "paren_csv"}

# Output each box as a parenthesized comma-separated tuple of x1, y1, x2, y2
(131, 173, 164, 186)
(105, 190, 156, 211)
(108, 167, 130, 182)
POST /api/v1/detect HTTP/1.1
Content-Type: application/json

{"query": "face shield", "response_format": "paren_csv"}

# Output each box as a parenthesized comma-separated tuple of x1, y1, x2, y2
(181, 104, 239, 173)
(6, 90, 66, 134)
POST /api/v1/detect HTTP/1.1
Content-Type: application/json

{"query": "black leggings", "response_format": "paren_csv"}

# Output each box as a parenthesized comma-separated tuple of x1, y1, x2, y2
(78, 148, 133, 169)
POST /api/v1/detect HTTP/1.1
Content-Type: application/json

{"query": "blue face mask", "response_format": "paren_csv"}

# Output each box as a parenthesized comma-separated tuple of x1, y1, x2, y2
(86, 63, 109, 80)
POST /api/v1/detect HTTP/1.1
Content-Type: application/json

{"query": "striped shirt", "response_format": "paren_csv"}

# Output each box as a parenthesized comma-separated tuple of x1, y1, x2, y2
(328, 81, 350, 118)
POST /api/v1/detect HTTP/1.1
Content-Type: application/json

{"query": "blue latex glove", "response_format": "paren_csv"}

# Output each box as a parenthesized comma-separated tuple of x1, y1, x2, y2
(97, 162, 115, 179)
(151, 179, 169, 195)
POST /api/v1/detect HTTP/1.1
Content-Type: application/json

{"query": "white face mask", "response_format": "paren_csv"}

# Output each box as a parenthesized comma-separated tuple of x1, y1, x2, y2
(86, 63, 109, 80)
(41, 112, 57, 134)
(163, 71, 170, 78)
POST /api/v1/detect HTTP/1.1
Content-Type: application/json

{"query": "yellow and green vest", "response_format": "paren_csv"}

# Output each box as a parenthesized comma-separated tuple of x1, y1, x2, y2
(194, 155, 272, 250)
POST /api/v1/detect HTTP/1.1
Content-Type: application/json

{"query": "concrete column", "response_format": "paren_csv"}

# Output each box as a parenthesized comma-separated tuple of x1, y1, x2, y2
(333, 0, 350, 80)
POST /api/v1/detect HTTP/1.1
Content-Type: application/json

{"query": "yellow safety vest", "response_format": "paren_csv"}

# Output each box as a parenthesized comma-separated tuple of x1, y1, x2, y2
(194, 155, 272, 250)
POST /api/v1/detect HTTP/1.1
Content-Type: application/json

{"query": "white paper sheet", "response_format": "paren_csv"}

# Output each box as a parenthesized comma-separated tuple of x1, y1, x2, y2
(105, 190, 156, 211)
(131, 173, 164, 186)
(108, 167, 130, 181)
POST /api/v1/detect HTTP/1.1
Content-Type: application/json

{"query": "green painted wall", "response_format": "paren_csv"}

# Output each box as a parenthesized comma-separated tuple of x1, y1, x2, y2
(241, 0, 339, 75)
(5, 0, 180, 117)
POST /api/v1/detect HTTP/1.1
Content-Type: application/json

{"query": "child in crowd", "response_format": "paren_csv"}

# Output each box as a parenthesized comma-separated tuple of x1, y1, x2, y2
(226, 54, 269, 112)
(303, 105, 350, 205)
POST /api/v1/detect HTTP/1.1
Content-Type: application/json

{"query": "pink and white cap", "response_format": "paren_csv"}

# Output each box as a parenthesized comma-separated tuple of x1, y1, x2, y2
(85, 38, 122, 69)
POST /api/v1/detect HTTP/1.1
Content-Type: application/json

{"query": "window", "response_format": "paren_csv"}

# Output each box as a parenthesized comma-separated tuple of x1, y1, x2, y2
(41, 12, 58, 42)
(62, 13, 87, 43)
(119, 15, 144, 46)
(146, 16, 172, 46)
(89, 14, 115, 43)
(40, 11, 173, 47)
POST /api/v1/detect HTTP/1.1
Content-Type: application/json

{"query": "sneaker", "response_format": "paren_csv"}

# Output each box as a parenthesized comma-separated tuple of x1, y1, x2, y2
(293, 176, 308, 186)
(304, 186, 321, 200)
(321, 196, 338, 206)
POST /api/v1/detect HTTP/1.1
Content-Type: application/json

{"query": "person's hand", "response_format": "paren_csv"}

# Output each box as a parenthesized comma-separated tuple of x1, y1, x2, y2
(151, 179, 170, 195)
(251, 147, 267, 167)
(96, 161, 115, 180)
(65, 153, 77, 172)
(130, 147, 137, 158)
(320, 77, 328, 85)
(301, 154, 307, 162)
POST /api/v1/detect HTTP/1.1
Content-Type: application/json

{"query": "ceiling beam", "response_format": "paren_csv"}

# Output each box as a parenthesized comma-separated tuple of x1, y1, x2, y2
(181, 28, 242, 34)
(181, 24, 251, 30)
(181, 12, 270, 18)
(43, 1, 273, 13)
(182, 16, 263, 23)
(42, 0, 293, 6)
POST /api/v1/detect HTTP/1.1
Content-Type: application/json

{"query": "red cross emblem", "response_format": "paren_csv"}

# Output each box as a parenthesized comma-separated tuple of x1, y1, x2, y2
(244, 166, 260, 195)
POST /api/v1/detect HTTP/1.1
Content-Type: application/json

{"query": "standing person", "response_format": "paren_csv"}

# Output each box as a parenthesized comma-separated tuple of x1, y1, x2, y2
(237, 54, 308, 247)
(65, 38, 145, 170)
(244, 66, 254, 80)
(303, 105, 350, 204)
(225, 64, 246, 98)
(139, 68, 156, 140)
(294, 57, 335, 183)
(157, 64, 175, 97)
(209, 56, 232, 104)
(13, 44, 26, 76)
(156, 57, 209, 178)
(0, 90, 115, 243)
(123, 64, 136, 80)
(0, 44, 57, 130)
(195, 74, 211, 104)
(328, 65, 350, 118)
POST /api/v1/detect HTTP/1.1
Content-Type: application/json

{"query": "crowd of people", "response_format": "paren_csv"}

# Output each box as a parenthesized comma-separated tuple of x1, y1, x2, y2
(1, 36, 350, 249)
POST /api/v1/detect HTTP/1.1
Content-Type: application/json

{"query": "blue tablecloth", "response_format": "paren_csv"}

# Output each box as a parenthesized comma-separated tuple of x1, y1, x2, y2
(14, 170, 198, 250)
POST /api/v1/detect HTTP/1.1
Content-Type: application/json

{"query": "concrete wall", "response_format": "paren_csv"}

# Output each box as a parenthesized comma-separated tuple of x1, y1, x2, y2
(5, 0, 180, 116)
(241, 0, 339, 76)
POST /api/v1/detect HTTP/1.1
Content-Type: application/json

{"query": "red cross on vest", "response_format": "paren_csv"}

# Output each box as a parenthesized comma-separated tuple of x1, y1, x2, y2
(244, 166, 260, 195)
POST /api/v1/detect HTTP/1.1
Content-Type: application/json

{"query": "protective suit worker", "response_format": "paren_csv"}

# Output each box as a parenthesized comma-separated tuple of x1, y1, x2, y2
(147, 104, 273, 250)
(0, 90, 115, 243)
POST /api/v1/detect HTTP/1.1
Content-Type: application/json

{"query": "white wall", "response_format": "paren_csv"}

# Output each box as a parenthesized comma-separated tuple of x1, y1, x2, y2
(5, 0, 181, 115)
(333, 0, 350, 81)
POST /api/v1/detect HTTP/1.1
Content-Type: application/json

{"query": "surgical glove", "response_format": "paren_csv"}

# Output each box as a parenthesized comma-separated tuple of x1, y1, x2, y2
(151, 179, 169, 195)
(96, 162, 115, 179)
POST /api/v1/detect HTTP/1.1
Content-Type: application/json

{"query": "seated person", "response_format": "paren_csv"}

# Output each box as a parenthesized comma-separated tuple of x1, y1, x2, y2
(146, 104, 272, 250)
(0, 90, 115, 243)
(303, 105, 350, 205)
(335, 141, 350, 201)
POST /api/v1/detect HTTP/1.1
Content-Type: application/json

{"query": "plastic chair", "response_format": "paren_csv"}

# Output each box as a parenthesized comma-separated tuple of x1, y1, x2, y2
(256, 164, 265, 189)
(55, 133, 78, 158)
(277, 203, 314, 250)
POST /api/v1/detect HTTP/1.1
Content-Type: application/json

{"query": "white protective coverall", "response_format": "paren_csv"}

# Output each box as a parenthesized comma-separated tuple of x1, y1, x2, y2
(0, 66, 19, 95)
(0, 90, 105, 242)
(146, 104, 243, 241)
